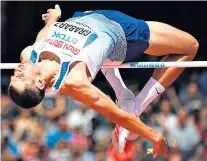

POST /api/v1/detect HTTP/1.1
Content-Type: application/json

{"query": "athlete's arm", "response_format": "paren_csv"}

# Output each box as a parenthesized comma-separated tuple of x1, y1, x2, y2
(59, 62, 168, 158)
(35, 4, 61, 44)
(20, 5, 62, 62)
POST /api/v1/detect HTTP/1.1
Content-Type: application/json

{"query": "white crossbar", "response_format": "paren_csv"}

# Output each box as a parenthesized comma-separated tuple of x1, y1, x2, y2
(0, 61, 207, 69)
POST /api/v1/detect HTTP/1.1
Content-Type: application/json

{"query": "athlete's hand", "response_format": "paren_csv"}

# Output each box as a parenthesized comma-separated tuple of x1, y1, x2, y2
(147, 134, 168, 159)
(42, 4, 62, 24)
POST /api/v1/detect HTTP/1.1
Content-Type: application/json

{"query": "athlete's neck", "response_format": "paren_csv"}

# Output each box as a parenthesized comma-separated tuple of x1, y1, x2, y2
(36, 60, 60, 86)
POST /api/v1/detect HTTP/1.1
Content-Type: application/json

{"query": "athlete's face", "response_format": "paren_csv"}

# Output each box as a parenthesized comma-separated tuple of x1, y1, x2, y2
(10, 62, 40, 91)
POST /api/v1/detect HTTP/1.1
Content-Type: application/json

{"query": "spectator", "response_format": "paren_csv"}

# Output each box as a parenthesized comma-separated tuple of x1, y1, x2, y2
(157, 99, 177, 133)
(194, 106, 207, 158)
(38, 145, 49, 161)
(94, 132, 112, 161)
(167, 108, 201, 160)
(1, 136, 20, 161)
(70, 126, 89, 154)
(188, 144, 206, 161)
(195, 107, 207, 142)
(198, 70, 207, 97)
(132, 140, 147, 161)
(144, 113, 164, 161)
(1, 94, 19, 120)
(67, 101, 98, 136)
(34, 93, 66, 120)
(12, 109, 44, 143)
(166, 87, 182, 110)
(19, 138, 41, 161)
(33, 93, 67, 134)
(2, 120, 13, 140)
(48, 139, 72, 161)
(179, 82, 204, 112)
(168, 140, 182, 161)
(45, 115, 73, 149)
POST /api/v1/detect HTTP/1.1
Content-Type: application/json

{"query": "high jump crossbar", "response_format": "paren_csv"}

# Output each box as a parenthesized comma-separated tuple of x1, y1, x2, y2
(0, 61, 207, 69)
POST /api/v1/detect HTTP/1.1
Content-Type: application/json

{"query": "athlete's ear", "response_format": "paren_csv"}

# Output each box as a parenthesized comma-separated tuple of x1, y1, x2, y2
(35, 77, 46, 90)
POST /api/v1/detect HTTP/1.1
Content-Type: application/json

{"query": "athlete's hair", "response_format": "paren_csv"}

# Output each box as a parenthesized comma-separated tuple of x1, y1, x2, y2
(8, 82, 45, 109)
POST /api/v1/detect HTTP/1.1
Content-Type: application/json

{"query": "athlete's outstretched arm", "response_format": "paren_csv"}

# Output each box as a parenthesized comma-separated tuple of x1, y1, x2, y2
(20, 5, 61, 62)
(59, 61, 168, 158)
(35, 4, 61, 43)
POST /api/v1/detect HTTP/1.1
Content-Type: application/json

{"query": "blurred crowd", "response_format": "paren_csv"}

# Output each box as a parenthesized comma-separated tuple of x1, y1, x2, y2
(1, 70, 207, 161)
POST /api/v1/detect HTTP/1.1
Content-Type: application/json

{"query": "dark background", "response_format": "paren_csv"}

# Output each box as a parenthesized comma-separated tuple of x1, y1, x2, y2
(2, 1, 207, 94)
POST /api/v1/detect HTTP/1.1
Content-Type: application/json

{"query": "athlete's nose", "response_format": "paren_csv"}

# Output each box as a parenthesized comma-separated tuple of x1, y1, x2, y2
(14, 66, 21, 73)
(14, 71, 23, 78)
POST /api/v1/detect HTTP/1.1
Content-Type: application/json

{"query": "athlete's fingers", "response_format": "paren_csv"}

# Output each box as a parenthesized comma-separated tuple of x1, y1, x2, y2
(42, 14, 48, 21)
(42, 15, 48, 24)
(42, 17, 48, 23)
(154, 150, 161, 160)
(55, 4, 60, 10)
(42, 14, 48, 18)
(147, 149, 154, 155)
(154, 153, 159, 159)
(42, 17, 48, 21)
(153, 146, 161, 159)
(44, 19, 48, 24)
(47, 9, 52, 13)
(154, 139, 165, 159)
(42, 17, 46, 21)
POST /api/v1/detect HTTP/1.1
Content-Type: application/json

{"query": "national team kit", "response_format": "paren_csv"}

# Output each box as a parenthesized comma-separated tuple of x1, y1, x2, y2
(30, 10, 150, 92)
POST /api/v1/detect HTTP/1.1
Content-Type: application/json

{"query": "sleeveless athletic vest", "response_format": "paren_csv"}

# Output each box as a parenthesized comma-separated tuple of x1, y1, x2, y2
(31, 20, 98, 92)
(30, 14, 126, 92)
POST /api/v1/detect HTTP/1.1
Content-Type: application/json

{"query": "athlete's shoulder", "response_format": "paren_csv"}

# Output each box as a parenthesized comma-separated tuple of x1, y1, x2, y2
(20, 46, 33, 62)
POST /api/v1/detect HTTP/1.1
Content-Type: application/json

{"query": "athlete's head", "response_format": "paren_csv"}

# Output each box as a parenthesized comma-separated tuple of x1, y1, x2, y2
(8, 62, 46, 109)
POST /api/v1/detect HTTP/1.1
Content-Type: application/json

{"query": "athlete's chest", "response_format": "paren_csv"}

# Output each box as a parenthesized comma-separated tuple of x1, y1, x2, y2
(48, 21, 94, 48)
(34, 21, 98, 61)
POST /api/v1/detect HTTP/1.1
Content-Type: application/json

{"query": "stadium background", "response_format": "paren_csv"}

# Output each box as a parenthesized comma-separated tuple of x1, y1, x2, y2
(1, 1, 207, 161)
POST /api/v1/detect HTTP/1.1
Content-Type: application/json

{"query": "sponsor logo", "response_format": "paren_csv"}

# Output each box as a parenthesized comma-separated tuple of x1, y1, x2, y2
(44, 38, 64, 48)
(54, 22, 92, 36)
(44, 38, 80, 55)
(131, 62, 165, 68)
(52, 31, 79, 44)
(155, 87, 161, 95)
(62, 43, 80, 55)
